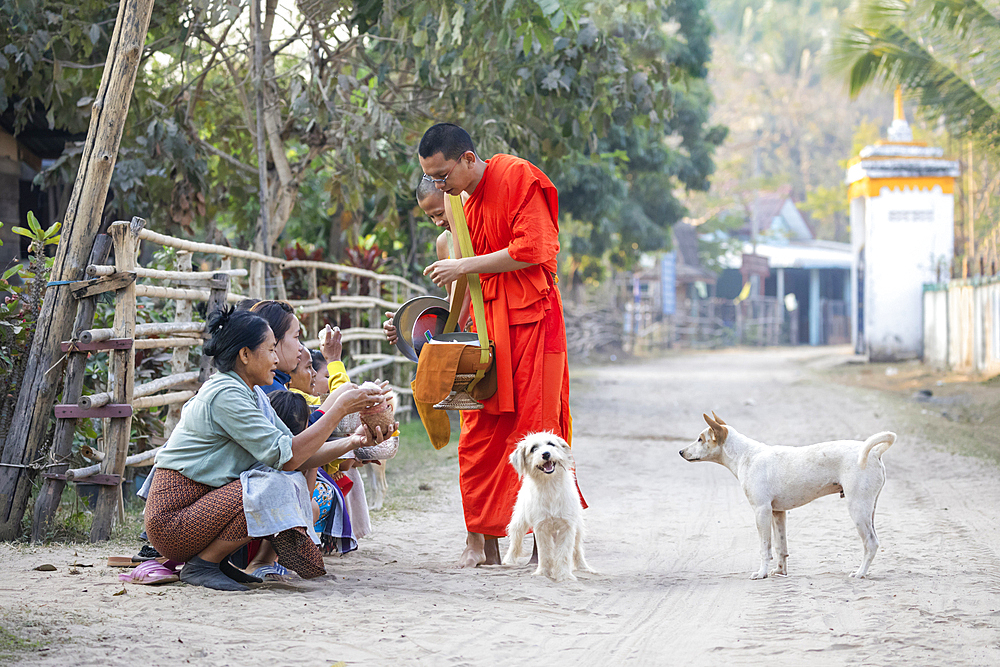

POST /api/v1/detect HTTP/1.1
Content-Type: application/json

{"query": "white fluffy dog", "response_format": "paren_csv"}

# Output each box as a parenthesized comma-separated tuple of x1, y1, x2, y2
(679, 413, 897, 580)
(502, 432, 594, 582)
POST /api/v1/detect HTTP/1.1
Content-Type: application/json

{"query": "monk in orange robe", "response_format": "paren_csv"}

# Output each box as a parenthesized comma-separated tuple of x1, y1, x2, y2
(416, 123, 583, 568)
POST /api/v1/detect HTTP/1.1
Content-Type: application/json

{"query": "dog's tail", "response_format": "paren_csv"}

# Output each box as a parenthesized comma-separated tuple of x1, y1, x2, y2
(857, 431, 896, 468)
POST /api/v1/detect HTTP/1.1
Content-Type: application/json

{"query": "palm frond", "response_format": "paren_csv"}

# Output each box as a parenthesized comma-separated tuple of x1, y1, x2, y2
(923, 0, 1000, 36)
(834, 0, 1000, 140)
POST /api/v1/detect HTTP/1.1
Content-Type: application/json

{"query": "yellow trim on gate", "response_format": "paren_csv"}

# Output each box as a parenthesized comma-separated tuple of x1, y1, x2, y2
(848, 176, 955, 201)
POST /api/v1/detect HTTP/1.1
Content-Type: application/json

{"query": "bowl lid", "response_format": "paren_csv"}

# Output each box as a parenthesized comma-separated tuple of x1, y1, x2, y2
(391, 295, 450, 361)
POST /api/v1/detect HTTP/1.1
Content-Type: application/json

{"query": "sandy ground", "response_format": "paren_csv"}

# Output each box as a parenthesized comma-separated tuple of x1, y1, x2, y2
(3, 346, 1000, 666)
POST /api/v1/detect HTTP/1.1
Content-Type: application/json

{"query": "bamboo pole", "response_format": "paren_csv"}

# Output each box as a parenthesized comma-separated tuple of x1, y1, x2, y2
(66, 447, 162, 481)
(79, 444, 104, 462)
(138, 229, 281, 264)
(295, 296, 402, 314)
(280, 259, 424, 292)
(288, 298, 322, 308)
(79, 321, 206, 344)
(87, 265, 248, 280)
(79, 371, 200, 410)
(30, 236, 113, 543)
(0, 0, 155, 540)
(90, 218, 143, 541)
(306, 267, 318, 339)
(133, 338, 203, 350)
(132, 391, 196, 410)
(134, 284, 236, 302)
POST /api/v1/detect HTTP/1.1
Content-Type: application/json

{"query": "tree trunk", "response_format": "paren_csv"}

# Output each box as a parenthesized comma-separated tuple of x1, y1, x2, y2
(249, 0, 271, 300)
(0, 0, 155, 540)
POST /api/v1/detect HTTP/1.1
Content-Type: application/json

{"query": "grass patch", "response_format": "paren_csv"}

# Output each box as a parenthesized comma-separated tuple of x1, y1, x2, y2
(820, 361, 1000, 467)
(21, 477, 149, 552)
(376, 413, 459, 516)
(0, 620, 49, 662)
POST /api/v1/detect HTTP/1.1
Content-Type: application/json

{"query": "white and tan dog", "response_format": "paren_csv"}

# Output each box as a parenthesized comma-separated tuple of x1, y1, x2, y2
(679, 413, 896, 580)
(503, 432, 594, 582)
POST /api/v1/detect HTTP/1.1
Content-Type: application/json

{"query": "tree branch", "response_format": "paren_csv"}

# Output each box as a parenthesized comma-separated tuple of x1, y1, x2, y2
(193, 136, 257, 175)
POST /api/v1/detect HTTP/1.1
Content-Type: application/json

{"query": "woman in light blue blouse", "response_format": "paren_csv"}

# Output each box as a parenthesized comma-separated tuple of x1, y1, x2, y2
(145, 307, 394, 591)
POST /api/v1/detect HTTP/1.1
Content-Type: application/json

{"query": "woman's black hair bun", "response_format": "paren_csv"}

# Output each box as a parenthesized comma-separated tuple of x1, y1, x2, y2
(203, 306, 235, 356)
(207, 306, 234, 334)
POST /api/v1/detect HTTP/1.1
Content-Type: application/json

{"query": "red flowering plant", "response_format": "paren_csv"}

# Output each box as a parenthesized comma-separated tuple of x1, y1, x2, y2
(338, 235, 392, 330)
(281, 241, 325, 301)
(0, 212, 60, 439)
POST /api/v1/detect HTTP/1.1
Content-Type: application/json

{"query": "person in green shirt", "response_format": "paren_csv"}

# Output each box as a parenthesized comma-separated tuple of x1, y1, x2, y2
(145, 306, 395, 591)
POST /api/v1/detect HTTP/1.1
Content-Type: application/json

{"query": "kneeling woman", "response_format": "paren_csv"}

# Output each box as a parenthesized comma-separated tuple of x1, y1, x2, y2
(145, 307, 392, 591)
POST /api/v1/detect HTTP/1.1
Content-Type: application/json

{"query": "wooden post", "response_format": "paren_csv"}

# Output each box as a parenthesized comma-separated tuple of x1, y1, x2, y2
(275, 266, 287, 301)
(0, 0, 155, 540)
(164, 251, 193, 437)
(349, 275, 360, 361)
(89, 218, 144, 541)
(370, 279, 380, 362)
(30, 236, 113, 543)
(199, 274, 231, 382)
(307, 267, 318, 339)
(249, 260, 264, 299)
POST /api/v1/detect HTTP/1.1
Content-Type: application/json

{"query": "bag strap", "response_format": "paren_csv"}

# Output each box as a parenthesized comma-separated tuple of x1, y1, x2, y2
(443, 194, 490, 392)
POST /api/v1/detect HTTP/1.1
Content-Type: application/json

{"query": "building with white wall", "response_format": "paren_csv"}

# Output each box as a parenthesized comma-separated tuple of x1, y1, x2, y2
(716, 191, 853, 346)
(846, 90, 960, 361)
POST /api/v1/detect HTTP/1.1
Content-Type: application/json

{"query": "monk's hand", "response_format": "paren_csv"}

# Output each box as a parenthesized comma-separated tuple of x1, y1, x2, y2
(320, 324, 343, 362)
(383, 311, 398, 345)
(423, 258, 464, 287)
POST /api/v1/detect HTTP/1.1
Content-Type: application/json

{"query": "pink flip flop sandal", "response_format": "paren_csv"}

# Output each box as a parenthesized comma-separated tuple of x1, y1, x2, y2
(118, 559, 182, 585)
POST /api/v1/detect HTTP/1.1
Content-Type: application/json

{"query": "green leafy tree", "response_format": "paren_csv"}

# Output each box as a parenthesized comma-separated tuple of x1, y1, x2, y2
(5, 1, 725, 289)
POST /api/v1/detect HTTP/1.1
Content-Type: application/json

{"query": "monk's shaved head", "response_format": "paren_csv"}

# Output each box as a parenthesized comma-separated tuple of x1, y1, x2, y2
(419, 123, 476, 161)
(416, 177, 443, 203)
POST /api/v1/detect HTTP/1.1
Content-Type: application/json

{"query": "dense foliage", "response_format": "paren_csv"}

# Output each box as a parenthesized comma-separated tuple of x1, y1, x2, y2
(2, 0, 724, 286)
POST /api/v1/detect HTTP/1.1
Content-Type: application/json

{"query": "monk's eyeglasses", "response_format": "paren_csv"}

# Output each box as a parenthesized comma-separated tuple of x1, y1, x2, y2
(421, 154, 466, 185)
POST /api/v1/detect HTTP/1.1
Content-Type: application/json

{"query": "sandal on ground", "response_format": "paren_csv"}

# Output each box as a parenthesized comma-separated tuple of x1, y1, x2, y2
(133, 544, 161, 561)
(250, 563, 289, 581)
(118, 559, 181, 585)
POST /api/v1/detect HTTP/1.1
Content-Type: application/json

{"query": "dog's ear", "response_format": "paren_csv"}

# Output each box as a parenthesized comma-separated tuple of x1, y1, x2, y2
(712, 411, 727, 426)
(509, 443, 526, 477)
(555, 435, 570, 451)
(703, 413, 728, 444)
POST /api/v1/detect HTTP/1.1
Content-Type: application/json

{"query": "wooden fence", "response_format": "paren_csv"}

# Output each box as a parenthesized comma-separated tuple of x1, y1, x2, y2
(923, 276, 1000, 375)
(31, 218, 425, 542)
(670, 297, 784, 348)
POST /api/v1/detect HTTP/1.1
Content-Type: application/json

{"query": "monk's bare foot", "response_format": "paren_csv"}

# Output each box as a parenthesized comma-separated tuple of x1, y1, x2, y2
(458, 532, 486, 568)
(483, 537, 501, 565)
(528, 539, 539, 565)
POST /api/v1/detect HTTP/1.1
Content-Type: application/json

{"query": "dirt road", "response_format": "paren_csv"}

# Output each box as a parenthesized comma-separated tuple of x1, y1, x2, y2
(3, 347, 999, 665)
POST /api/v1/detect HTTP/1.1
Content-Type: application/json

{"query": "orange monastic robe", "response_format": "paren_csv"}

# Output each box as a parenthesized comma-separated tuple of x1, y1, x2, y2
(458, 154, 583, 538)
